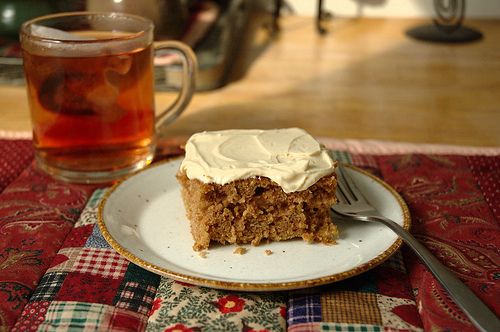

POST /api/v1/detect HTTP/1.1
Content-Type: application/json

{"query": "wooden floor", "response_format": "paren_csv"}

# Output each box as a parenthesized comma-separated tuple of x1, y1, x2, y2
(2, 16, 499, 147)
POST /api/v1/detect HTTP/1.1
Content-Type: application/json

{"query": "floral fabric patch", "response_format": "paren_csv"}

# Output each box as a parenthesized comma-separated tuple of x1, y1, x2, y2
(147, 278, 286, 332)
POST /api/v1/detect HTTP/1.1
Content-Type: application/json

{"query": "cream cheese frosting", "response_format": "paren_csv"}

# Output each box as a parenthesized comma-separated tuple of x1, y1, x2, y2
(179, 128, 336, 193)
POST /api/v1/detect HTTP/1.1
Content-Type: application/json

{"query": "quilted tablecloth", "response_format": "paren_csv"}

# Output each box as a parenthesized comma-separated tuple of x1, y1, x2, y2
(0, 133, 499, 332)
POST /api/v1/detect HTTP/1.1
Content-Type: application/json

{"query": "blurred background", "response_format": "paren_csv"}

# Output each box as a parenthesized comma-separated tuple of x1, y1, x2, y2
(0, 0, 277, 90)
(1, 0, 499, 146)
(2, 1, 498, 90)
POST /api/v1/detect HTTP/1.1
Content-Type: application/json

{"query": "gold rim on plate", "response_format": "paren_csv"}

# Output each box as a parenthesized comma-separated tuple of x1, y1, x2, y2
(97, 160, 411, 291)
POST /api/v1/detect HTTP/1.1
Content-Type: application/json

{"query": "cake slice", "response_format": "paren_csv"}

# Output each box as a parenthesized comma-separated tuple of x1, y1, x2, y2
(176, 128, 338, 251)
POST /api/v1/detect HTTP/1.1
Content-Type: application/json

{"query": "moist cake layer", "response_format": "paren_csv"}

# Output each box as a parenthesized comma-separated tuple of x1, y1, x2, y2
(176, 128, 338, 251)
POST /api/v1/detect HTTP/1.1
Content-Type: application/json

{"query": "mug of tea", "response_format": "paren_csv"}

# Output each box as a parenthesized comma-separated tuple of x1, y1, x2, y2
(20, 11, 196, 183)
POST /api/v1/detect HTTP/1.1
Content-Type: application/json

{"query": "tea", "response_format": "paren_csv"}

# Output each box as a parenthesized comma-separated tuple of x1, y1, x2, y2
(21, 12, 196, 183)
(22, 33, 156, 179)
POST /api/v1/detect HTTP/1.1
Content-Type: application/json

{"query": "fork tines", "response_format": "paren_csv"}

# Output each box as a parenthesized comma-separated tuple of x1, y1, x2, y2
(336, 164, 368, 205)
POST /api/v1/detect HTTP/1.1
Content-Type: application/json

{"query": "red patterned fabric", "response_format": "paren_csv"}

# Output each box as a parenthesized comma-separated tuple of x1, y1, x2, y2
(0, 165, 96, 329)
(0, 138, 498, 331)
(11, 186, 160, 331)
(468, 156, 500, 221)
(0, 139, 33, 193)
(377, 154, 499, 331)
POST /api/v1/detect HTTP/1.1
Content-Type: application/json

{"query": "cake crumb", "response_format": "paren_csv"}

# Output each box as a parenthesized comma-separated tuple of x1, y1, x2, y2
(265, 249, 273, 256)
(198, 251, 208, 258)
(233, 247, 247, 255)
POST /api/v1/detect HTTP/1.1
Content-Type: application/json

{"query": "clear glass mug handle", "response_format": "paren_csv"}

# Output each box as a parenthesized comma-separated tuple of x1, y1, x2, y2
(153, 40, 197, 130)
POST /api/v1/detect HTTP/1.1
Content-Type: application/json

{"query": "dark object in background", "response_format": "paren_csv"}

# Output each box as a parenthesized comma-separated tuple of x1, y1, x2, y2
(406, 0, 482, 43)
(0, 0, 81, 39)
(151, 0, 278, 90)
(0, 0, 278, 91)
(172, 0, 279, 90)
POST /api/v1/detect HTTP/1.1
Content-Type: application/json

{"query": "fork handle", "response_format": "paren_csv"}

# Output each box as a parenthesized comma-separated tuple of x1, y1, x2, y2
(368, 215, 500, 332)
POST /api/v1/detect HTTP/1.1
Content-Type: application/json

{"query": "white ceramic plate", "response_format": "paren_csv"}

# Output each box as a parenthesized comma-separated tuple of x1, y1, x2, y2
(98, 158, 410, 291)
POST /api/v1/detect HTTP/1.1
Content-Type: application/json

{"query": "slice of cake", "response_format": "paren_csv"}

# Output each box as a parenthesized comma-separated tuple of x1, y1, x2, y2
(176, 128, 338, 251)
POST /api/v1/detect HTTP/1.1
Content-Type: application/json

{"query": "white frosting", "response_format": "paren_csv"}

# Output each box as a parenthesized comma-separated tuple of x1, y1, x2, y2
(179, 128, 336, 193)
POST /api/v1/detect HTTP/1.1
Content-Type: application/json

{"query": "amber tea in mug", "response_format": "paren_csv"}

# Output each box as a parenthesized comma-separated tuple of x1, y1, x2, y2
(20, 12, 196, 183)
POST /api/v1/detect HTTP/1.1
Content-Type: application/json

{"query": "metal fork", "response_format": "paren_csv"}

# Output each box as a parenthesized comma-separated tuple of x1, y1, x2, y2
(331, 164, 499, 332)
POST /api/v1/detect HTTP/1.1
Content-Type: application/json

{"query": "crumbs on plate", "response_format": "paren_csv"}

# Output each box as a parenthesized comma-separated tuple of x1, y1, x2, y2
(233, 247, 247, 255)
(264, 249, 273, 255)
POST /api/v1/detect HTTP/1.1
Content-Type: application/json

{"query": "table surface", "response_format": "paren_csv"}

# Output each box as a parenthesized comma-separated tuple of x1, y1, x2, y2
(1, 16, 499, 147)
(1, 17, 500, 331)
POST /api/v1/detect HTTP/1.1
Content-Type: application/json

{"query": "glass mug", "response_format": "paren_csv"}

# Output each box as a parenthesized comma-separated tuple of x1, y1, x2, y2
(20, 12, 196, 183)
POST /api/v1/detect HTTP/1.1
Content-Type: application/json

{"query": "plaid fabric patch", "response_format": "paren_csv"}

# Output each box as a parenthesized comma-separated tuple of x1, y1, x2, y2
(330, 151, 352, 164)
(288, 322, 323, 332)
(15, 294, 147, 331)
(320, 291, 382, 325)
(321, 323, 382, 331)
(123, 263, 161, 286)
(114, 281, 157, 315)
(288, 322, 383, 332)
(73, 248, 128, 279)
(350, 154, 378, 169)
(30, 272, 67, 302)
(288, 295, 322, 325)
(38, 301, 110, 331)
